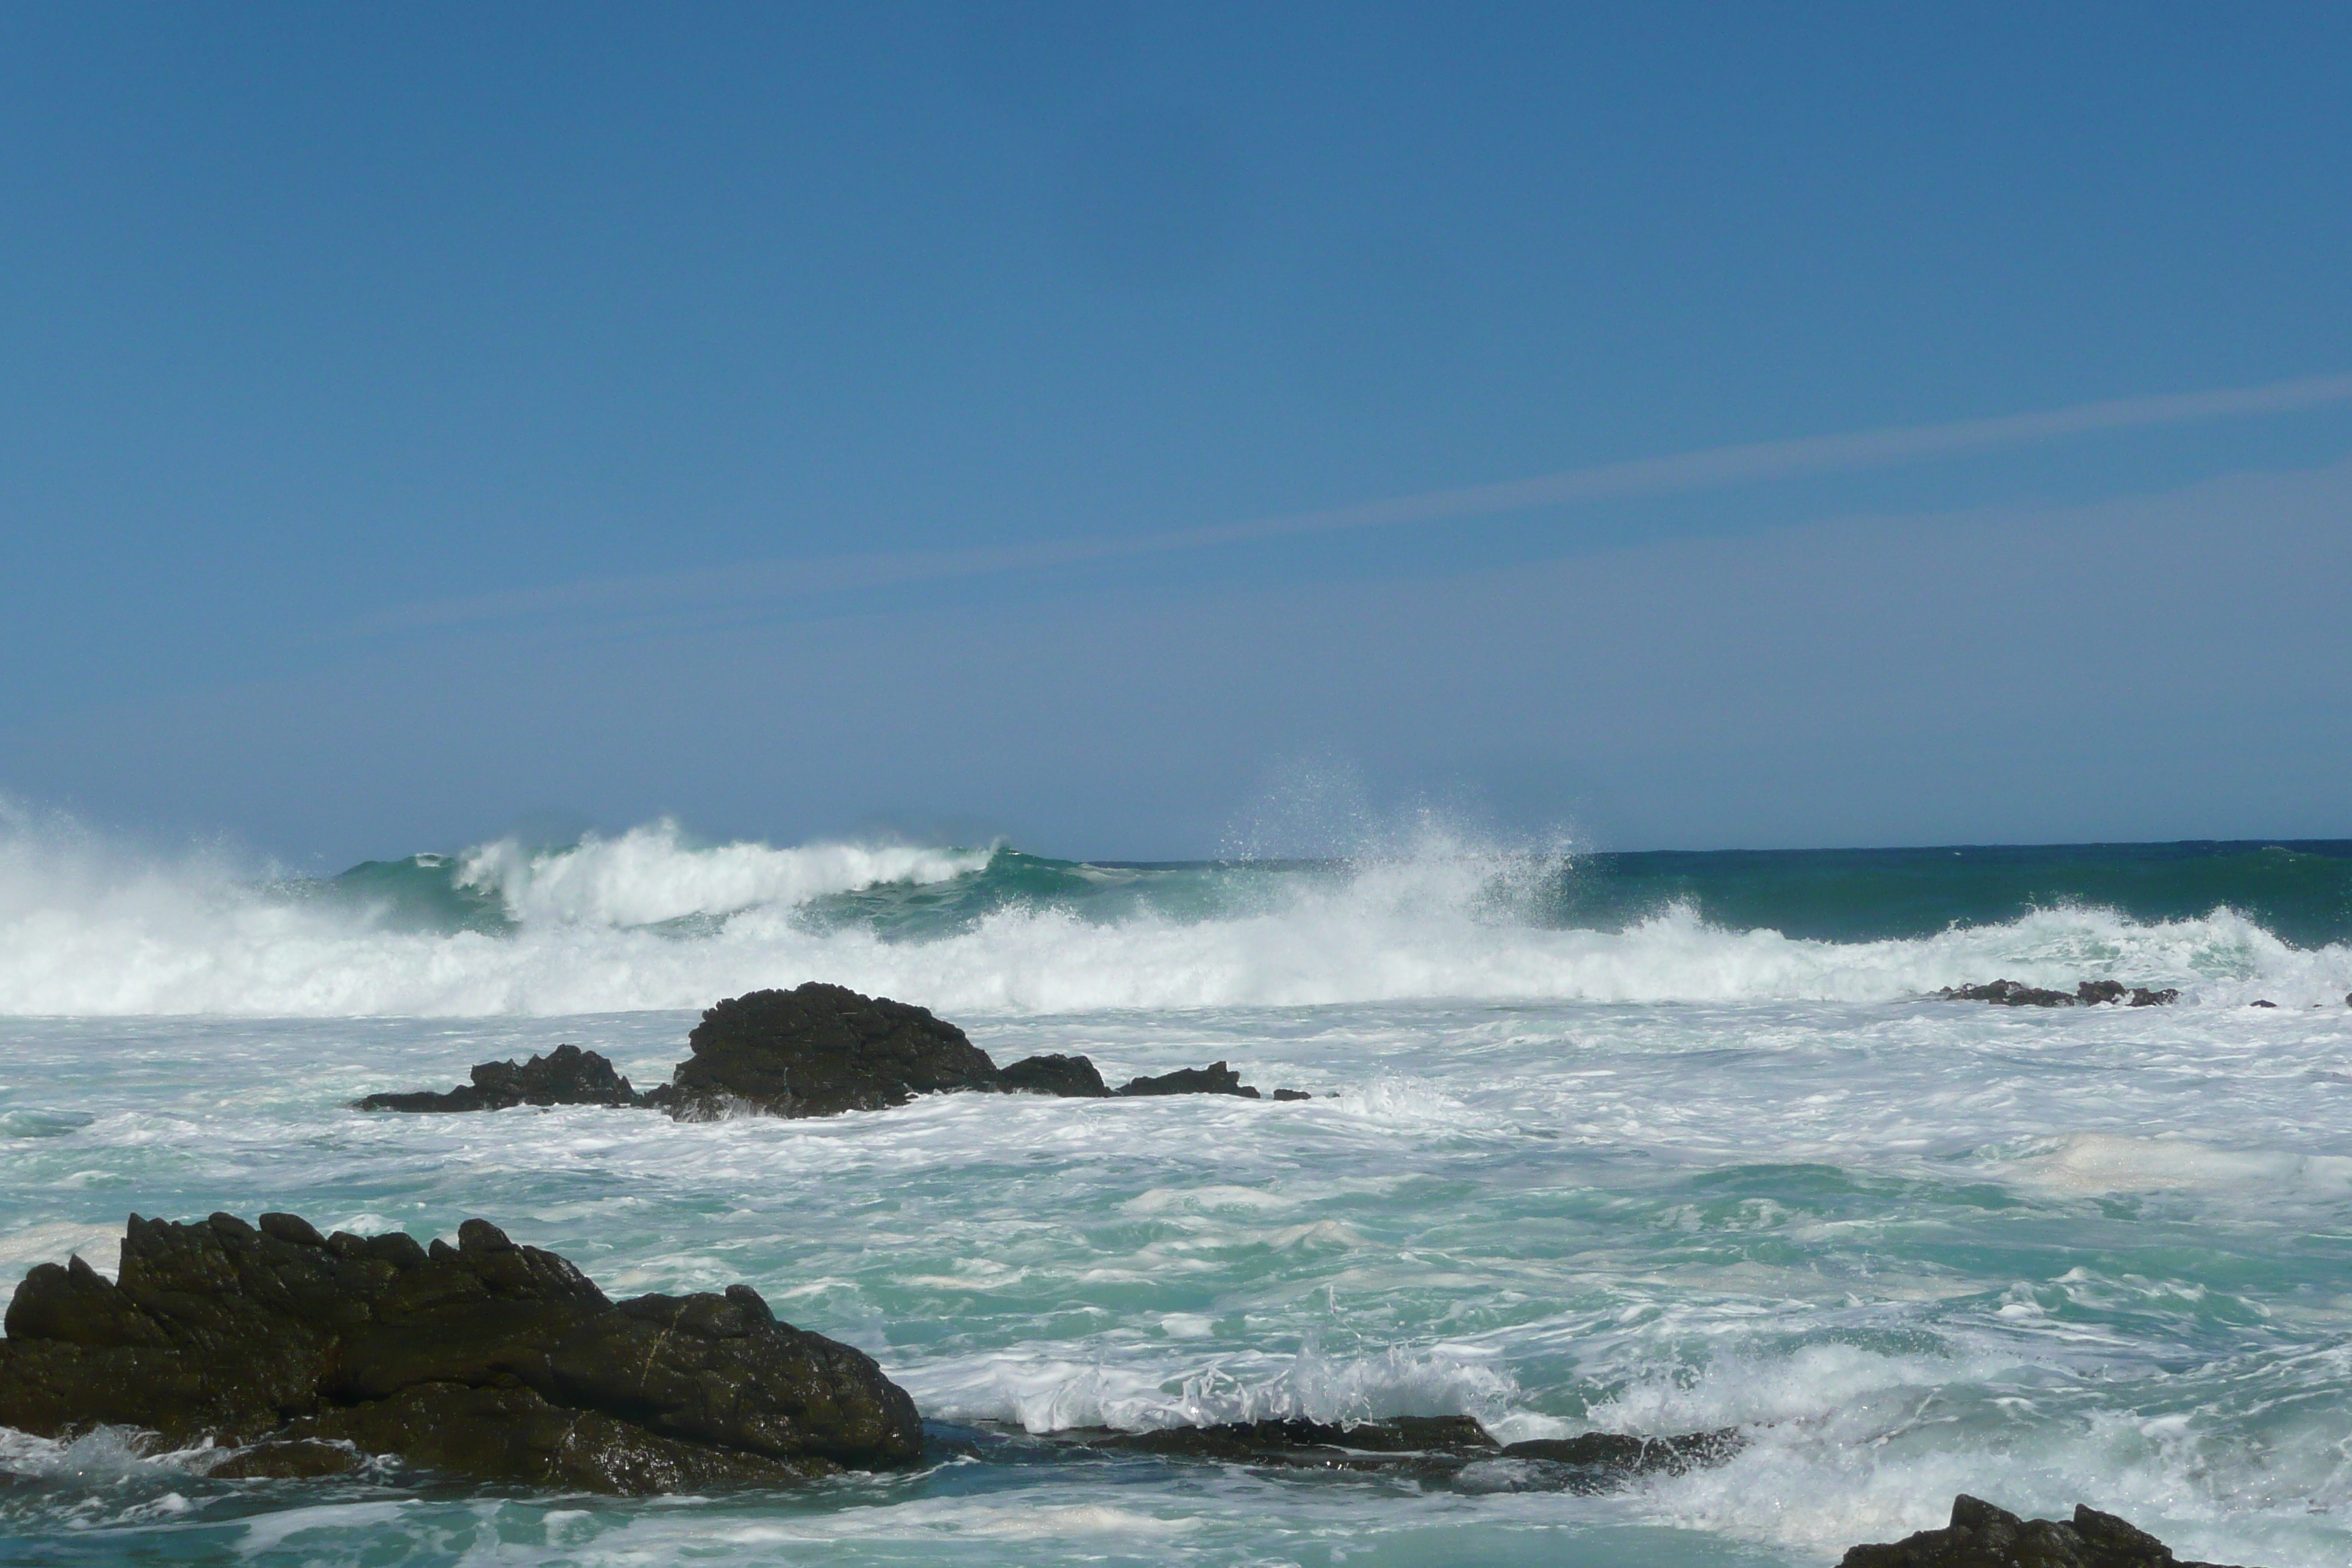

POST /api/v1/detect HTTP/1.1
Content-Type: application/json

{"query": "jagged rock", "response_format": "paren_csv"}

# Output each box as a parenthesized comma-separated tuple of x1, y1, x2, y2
(355, 1044, 648, 1112)
(1116, 1060, 1261, 1098)
(668, 983, 1001, 1119)
(1839, 1495, 2249, 1568)
(1050, 1416, 1739, 1490)
(0, 1211, 920, 1493)
(997, 1053, 1112, 1097)
(1938, 981, 2179, 1008)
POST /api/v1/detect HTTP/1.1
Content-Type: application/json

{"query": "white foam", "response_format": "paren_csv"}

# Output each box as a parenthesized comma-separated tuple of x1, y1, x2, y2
(897, 1343, 1517, 1433)
(454, 821, 990, 928)
(1999, 1132, 2352, 1197)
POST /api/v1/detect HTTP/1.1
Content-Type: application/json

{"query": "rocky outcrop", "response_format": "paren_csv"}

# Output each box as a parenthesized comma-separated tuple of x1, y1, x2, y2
(1938, 981, 2179, 1008)
(1045, 1416, 1738, 1491)
(355, 1044, 649, 1112)
(357, 984, 1316, 1119)
(998, 1052, 1112, 1097)
(1840, 1496, 2249, 1568)
(667, 983, 1002, 1119)
(0, 1212, 921, 1493)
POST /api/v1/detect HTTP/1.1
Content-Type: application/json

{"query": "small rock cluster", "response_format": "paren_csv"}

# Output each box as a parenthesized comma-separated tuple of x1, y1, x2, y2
(359, 981, 1315, 1119)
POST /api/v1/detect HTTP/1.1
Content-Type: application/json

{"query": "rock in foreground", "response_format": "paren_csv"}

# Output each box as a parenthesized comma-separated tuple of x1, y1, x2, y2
(1841, 1495, 2250, 1568)
(0, 1212, 920, 1493)
(355, 1044, 651, 1112)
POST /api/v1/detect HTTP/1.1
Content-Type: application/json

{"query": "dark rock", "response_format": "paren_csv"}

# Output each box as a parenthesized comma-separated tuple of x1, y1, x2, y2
(2248, 999, 2277, 1009)
(668, 982, 1001, 1119)
(1939, 981, 2179, 1009)
(997, 1053, 1112, 1097)
(355, 1044, 647, 1113)
(1939, 980, 2079, 1007)
(1115, 1061, 1262, 1098)
(1108, 1415, 1498, 1463)
(1839, 1494, 2250, 1568)
(206, 1437, 361, 1479)
(1499, 1427, 1742, 1474)
(0, 1211, 920, 1493)
(1271, 1088, 1313, 1102)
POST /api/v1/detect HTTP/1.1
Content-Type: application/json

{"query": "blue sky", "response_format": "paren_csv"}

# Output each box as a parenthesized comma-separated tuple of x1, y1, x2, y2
(4, 3, 2349, 864)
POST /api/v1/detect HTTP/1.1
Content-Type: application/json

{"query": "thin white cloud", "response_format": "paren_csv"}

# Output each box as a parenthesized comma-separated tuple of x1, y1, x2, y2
(369, 370, 2352, 633)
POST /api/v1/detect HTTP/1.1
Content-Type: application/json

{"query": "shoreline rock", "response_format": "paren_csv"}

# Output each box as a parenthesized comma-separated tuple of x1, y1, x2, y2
(1841, 1495, 2251, 1568)
(0, 1212, 920, 1493)
(1937, 980, 2179, 1008)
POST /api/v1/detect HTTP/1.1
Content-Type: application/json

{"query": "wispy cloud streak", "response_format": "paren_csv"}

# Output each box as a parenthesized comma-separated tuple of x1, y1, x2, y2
(372, 371, 2352, 632)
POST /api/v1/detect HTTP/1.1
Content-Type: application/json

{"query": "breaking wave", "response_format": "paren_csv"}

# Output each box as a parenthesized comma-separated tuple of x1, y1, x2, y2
(0, 811, 2345, 1017)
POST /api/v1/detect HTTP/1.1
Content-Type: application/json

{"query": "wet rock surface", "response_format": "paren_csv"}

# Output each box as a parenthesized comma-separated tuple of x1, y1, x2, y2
(1024, 1416, 1740, 1491)
(0, 1212, 921, 1493)
(355, 1044, 649, 1112)
(1840, 1495, 2250, 1568)
(1938, 980, 2179, 1007)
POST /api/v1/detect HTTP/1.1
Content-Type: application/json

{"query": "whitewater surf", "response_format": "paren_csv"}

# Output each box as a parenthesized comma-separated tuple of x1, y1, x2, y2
(1, 818, 2348, 1566)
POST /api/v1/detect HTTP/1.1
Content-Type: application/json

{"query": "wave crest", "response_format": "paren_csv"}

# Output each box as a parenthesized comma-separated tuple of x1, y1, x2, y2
(0, 812, 2345, 1017)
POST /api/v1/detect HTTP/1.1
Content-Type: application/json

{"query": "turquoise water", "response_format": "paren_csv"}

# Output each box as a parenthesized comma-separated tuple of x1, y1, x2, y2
(3, 828, 2350, 1564)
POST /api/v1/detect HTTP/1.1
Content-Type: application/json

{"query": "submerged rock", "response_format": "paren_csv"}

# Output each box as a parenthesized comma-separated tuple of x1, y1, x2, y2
(1938, 980, 2179, 1008)
(0, 1211, 921, 1493)
(668, 982, 1001, 1119)
(355, 1044, 649, 1112)
(1115, 1060, 1261, 1098)
(1048, 1416, 1738, 1490)
(1102, 1414, 1495, 1464)
(1839, 1495, 2250, 1568)
(997, 1052, 1112, 1097)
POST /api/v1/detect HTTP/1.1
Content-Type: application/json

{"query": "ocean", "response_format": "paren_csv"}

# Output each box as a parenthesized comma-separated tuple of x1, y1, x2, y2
(3, 823, 2350, 1567)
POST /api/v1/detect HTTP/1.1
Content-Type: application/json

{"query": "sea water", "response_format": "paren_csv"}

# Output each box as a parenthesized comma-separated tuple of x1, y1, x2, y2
(2, 823, 2350, 1567)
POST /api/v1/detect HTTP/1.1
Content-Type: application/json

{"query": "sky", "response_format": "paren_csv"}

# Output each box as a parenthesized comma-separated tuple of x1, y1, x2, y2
(3, 2, 2349, 865)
